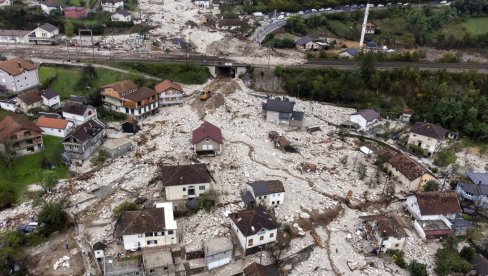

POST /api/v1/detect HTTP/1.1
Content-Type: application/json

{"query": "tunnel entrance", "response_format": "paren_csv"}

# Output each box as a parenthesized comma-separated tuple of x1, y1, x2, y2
(215, 65, 236, 78)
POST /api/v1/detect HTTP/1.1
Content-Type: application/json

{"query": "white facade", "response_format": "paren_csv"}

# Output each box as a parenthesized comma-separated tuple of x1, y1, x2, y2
(405, 195, 457, 220)
(0, 100, 17, 112)
(407, 133, 441, 155)
(94, 249, 105, 259)
(379, 236, 406, 252)
(247, 186, 284, 207)
(195, 0, 210, 8)
(42, 95, 60, 108)
(266, 110, 291, 125)
(40, 3, 58, 14)
(122, 231, 178, 251)
(350, 114, 377, 131)
(159, 90, 184, 106)
(165, 182, 210, 200)
(0, 68, 39, 92)
(62, 107, 97, 126)
(39, 122, 74, 138)
(230, 221, 277, 251)
(0, 0, 12, 7)
(111, 13, 132, 22)
(102, 0, 124, 12)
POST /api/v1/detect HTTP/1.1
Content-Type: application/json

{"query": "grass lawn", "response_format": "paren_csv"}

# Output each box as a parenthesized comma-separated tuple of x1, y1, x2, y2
(0, 109, 15, 121)
(463, 17, 488, 36)
(0, 136, 68, 197)
(327, 20, 352, 37)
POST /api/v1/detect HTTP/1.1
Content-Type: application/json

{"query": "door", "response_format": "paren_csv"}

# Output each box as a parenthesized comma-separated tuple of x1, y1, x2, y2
(188, 187, 195, 198)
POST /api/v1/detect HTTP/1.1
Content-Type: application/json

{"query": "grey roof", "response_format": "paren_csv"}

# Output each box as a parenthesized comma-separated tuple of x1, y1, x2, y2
(41, 1, 59, 7)
(467, 172, 488, 185)
(241, 191, 255, 204)
(62, 101, 90, 116)
(64, 119, 105, 143)
(0, 29, 31, 37)
(295, 36, 313, 46)
(345, 48, 359, 56)
(40, 88, 59, 99)
(263, 97, 295, 113)
(353, 109, 380, 122)
(38, 23, 58, 33)
(115, 9, 130, 16)
(457, 182, 488, 196)
(248, 180, 285, 197)
(473, 254, 488, 276)
(366, 41, 378, 48)
(449, 214, 472, 230)
(142, 247, 173, 269)
(291, 111, 304, 121)
(204, 236, 233, 256)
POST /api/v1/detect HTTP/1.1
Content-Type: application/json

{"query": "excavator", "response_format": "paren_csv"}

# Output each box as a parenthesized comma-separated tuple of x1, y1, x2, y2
(199, 87, 211, 101)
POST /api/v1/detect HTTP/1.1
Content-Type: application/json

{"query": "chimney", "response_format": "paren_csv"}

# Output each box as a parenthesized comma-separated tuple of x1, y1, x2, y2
(17, 62, 21, 68)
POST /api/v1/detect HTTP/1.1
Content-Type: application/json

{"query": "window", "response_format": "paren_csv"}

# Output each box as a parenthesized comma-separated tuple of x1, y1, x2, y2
(260, 236, 264, 241)
(146, 232, 154, 237)
(199, 185, 206, 190)
(149, 269, 154, 273)
(395, 244, 399, 248)
(133, 272, 139, 276)
(272, 201, 275, 205)
(270, 233, 274, 238)
(248, 239, 253, 246)
(147, 240, 158, 245)
(277, 201, 280, 205)
(264, 196, 267, 199)
(168, 230, 174, 235)
(183, 187, 186, 191)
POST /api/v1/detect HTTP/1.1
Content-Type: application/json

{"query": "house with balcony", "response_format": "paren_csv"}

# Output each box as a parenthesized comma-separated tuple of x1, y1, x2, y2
(27, 23, 61, 45)
(0, 57, 39, 93)
(154, 80, 185, 106)
(407, 122, 448, 157)
(359, 215, 407, 253)
(161, 164, 212, 200)
(62, 101, 97, 126)
(101, 0, 124, 12)
(230, 206, 279, 255)
(262, 97, 304, 127)
(0, 116, 44, 156)
(101, 80, 158, 120)
(62, 119, 106, 160)
(114, 202, 177, 251)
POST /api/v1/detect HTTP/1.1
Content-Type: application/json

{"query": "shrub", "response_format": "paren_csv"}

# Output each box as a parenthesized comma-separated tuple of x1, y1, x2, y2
(438, 52, 462, 63)
(91, 150, 109, 166)
(434, 149, 457, 167)
(423, 180, 440, 191)
(113, 201, 139, 219)
(459, 246, 475, 261)
(0, 183, 16, 210)
(408, 260, 428, 276)
(435, 238, 473, 276)
(388, 250, 407, 268)
(409, 143, 426, 156)
(357, 162, 367, 180)
(198, 188, 219, 213)
(38, 198, 69, 235)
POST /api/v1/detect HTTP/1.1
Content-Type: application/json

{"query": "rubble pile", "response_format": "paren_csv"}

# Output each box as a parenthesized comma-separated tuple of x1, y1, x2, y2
(53, 256, 70, 270)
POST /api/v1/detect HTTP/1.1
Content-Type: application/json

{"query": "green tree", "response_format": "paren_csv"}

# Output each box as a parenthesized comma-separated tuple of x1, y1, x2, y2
(38, 198, 69, 235)
(423, 180, 439, 191)
(434, 149, 457, 167)
(0, 183, 16, 210)
(198, 188, 219, 212)
(408, 260, 428, 276)
(41, 171, 58, 193)
(361, 53, 376, 83)
(113, 201, 139, 219)
(64, 21, 74, 37)
(459, 246, 475, 262)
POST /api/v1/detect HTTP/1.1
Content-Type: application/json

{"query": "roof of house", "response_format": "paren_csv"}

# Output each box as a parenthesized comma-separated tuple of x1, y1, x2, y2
(410, 122, 448, 140)
(457, 182, 488, 196)
(101, 80, 138, 95)
(241, 191, 255, 204)
(142, 247, 173, 269)
(40, 88, 59, 99)
(360, 215, 406, 239)
(204, 236, 233, 256)
(64, 6, 86, 11)
(466, 172, 488, 185)
(160, 163, 211, 186)
(40, 1, 59, 7)
(381, 150, 432, 181)
(219, 18, 243, 27)
(248, 180, 285, 197)
(352, 109, 380, 122)
(123, 117, 138, 126)
(36, 117, 69, 130)
(114, 208, 166, 237)
(295, 36, 313, 46)
(124, 87, 157, 102)
(344, 48, 359, 56)
(366, 21, 376, 27)
(366, 41, 378, 48)
(403, 108, 413, 115)
(114, 9, 130, 16)
(416, 191, 461, 216)
(243, 262, 280, 276)
(192, 121, 223, 144)
(291, 111, 304, 121)
(38, 23, 58, 33)
(230, 206, 279, 237)
(62, 101, 90, 116)
(0, 58, 37, 76)
(449, 214, 473, 230)
(0, 116, 42, 141)
(0, 29, 31, 37)
(64, 119, 104, 143)
(154, 80, 184, 94)
(17, 90, 42, 105)
(263, 97, 295, 113)
(92, 241, 106, 251)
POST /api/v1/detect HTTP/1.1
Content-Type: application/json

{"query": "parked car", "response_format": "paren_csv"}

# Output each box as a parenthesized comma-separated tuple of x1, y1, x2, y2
(325, 7, 332, 11)
(377, 4, 385, 8)
(311, 9, 317, 12)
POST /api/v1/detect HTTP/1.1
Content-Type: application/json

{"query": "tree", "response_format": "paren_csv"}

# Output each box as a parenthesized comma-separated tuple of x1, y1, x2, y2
(112, 201, 139, 219)
(479, 144, 488, 158)
(361, 53, 376, 83)
(64, 21, 74, 37)
(408, 260, 428, 276)
(423, 180, 439, 191)
(459, 246, 475, 262)
(38, 198, 69, 235)
(198, 188, 219, 212)
(0, 183, 16, 210)
(41, 171, 58, 193)
(0, 142, 15, 171)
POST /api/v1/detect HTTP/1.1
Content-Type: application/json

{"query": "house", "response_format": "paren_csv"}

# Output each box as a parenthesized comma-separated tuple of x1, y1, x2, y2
(35, 117, 74, 138)
(195, 0, 210, 8)
(449, 213, 473, 236)
(62, 101, 97, 126)
(365, 41, 380, 51)
(217, 19, 244, 31)
(359, 215, 407, 253)
(92, 242, 106, 260)
(295, 36, 318, 50)
(204, 236, 233, 270)
(339, 48, 359, 59)
(64, 6, 86, 19)
(407, 122, 448, 156)
(62, 119, 106, 160)
(103, 256, 143, 276)
(0, 99, 18, 112)
(230, 206, 279, 255)
(262, 97, 304, 127)
(406, 191, 462, 239)
(349, 109, 380, 131)
(27, 23, 60, 45)
(100, 136, 133, 158)
(0, 30, 30, 44)
(360, 21, 376, 34)
(111, 9, 132, 22)
(160, 164, 212, 200)
(243, 262, 280, 276)
(101, 80, 158, 120)
(192, 121, 223, 155)
(40, 1, 60, 14)
(101, 0, 124, 12)
(17, 90, 42, 112)
(456, 172, 488, 208)
(114, 202, 177, 250)
(400, 108, 413, 122)
(0, 116, 44, 156)
(0, 0, 12, 7)
(154, 80, 185, 106)
(244, 180, 285, 207)
(0, 57, 39, 93)
(381, 150, 437, 191)
(122, 117, 140, 134)
(142, 247, 175, 276)
(40, 88, 60, 109)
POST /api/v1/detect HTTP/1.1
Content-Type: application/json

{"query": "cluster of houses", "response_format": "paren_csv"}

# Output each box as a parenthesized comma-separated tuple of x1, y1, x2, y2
(0, 23, 61, 45)
(39, 0, 132, 22)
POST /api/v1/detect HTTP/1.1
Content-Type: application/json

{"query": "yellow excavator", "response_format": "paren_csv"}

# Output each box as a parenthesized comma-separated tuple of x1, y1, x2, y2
(199, 87, 211, 101)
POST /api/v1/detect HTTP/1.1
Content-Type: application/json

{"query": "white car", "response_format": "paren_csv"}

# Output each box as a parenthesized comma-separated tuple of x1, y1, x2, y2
(319, 8, 325, 11)
(325, 7, 332, 11)
(311, 9, 317, 12)
(378, 4, 385, 8)
(403, 3, 410, 6)
(367, 4, 374, 7)
(298, 11, 304, 15)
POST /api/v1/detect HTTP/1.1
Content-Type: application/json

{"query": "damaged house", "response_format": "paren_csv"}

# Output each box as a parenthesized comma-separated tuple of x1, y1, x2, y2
(203, 236, 233, 270)
(242, 180, 285, 208)
(359, 215, 407, 253)
(456, 172, 488, 209)
(262, 97, 304, 127)
(349, 109, 380, 132)
(0, 115, 43, 156)
(192, 121, 223, 155)
(62, 119, 106, 160)
(161, 164, 212, 200)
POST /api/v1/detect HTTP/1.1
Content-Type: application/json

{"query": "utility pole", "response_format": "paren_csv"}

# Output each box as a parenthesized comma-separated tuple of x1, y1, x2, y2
(359, 4, 370, 49)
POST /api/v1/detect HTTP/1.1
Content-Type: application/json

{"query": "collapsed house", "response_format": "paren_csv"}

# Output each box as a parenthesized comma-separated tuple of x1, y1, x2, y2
(358, 215, 407, 253)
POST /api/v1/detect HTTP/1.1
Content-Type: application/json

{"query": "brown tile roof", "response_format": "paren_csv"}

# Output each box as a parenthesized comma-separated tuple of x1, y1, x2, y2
(410, 122, 448, 140)
(192, 121, 223, 144)
(64, 119, 105, 143)
(114, 208, 166, 237)
(243, 262, 268, 276)
(249, 180, 285, 196)
(40, 88, 59, 99)
(36, 117, 69, 129)
(417, 191, 461, 216)
(124, 87, 157, 102)
(161, 163, 211, 186)
(0, 58, 37, 76)
(154, 80, 183, 94)
(62, 101, 90, 116)
(0, 116, 42, 141)
(360, 215, 406, 239)
(220, 18, 243, 27)
(17, 90, 42, 105)
(382, 150, 433, 181)
(230, 206, 279, 237)
(101, 80, 138, 95)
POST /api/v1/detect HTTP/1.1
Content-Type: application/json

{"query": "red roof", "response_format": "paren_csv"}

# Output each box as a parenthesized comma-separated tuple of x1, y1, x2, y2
(36, 117, 69, 129)
(192, 121, 222, 144)
(154, 80, 183, 94)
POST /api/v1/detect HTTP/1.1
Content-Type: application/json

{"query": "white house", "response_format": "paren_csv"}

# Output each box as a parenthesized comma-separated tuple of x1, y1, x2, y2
(27, 23, 60, 45)
(111, 9, 132, 22)
(295, 36, 319, 50)
(36, 117, 74, 138)
(92, 242, 106, 260)
(40, 1, 60, 15)
(114, 202, 177, 251)
(17, 90, 42, 112)
(195, 0, 210, 8)
(62, 101, 97, 126)
(0, 58, 40, 93)
(0, 30, 30, 44)
(349, 109, 380, 131)
(407, 122, 448, 156)
(339, 48, 359, 59)
(204, 237, 233, 270)
(102, 0, 124, 12)
(154, 80, 185, 106)
(192, 121, 223, 155)
(230, 206, 279, 255)
(0, 0, 12, 7)
(406, 191, 461, 239)
(359, 215, 406, 253)
(245, 180, 285, 207)
(161, 164, 212, 200)
(262, 97, 304, 127)
(40, 88, 60, 109)
(0, 99, 17, 112)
